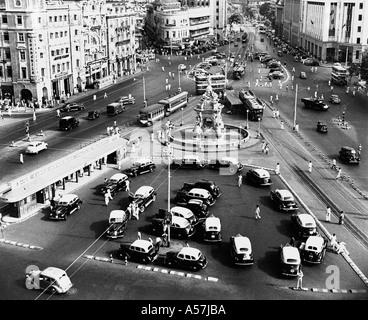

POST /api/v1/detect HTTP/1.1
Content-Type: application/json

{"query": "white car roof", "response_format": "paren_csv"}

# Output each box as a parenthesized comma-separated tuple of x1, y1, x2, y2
(253, 168, 270, 178)
(41, 267, 67, 279)
(205, 216, 221, 230)
(133, 158, 152, 164)
(130, 239, 153, 252)
(58, 194, 78, 204)
(109, 210, 126, 222)
(219, 157, 239, 164)
(282, 246, 301, 263)
(277, 189, 294, 200)
(178, 247, 202, 259)
(305, 236, 324, 251)
(298, 214, 316, 227)
(189, 188, 211, 196)
(110, 173, 128, 180)
(28, 141, 44, 146)
(171, 215, 190, 227)
(233, 234, 252, 254)
(135, 186, 154, 196)
(171, 207, 193, 218)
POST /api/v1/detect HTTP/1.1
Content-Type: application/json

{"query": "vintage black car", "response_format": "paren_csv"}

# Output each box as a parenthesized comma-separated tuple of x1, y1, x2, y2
(278, 243, 301, 277)
(164, 247, 207, 271)
(125, 158, 156, 177)
(87, 110, 100, 120)
(270, 189, 299, 212)
(179, 180, 222, 199)
(171, 155, 205, 169)
(208, 157, 243, 174)
(299, 235, 327, 264)
(230, 234, 254, 266)
(291, 213, 319, 239)
(202, 214, 222, 242)
(317, 120, 328, 133)
(59, 102, 85, 112)
(339, 146, 360, 164)
(175, 188, 216, 207)
(152, 215, 196, 239)
(49, 194, 83, 220)
(301, 97, 329, 111)
(106, 210, 128, 239)
(176, 199, 209, 219)
(129, 186, 157, 213)
(101, 173, 129, 196)
(246, 168, 272, 187)
(117, 239, 159, 264)
(155, 207, 198, 225)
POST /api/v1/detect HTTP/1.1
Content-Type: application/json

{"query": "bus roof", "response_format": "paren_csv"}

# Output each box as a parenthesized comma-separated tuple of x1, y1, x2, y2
(139, 103, 164, 113)
(159, 91, 188, 104)
(226, 91, 243, 105)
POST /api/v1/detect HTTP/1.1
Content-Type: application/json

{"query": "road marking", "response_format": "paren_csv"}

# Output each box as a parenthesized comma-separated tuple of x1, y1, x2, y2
(0, 238, 43, 250)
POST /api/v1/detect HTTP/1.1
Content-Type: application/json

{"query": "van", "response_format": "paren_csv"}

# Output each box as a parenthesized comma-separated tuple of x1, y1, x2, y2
(107, 102, 125, 116)
(59, 116, 79, 131)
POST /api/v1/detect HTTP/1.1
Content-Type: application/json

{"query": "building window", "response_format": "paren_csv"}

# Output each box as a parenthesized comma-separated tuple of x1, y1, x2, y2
(76, 59, 80, 67)
(18, 33, 24, 42)
(64, 31, 67, 37)
(0, 66, 3, 77)
(67, 62, 70, 70)
(7, 66, 12, 77)
(359, 3, 363, 9)
(52, 65, 55, 74)
(60, 32, 63, 38)
(56, 49, 60, 55)
(17, 15, 22, 25)
(76, 45, 80, 51)
(66, 48, 69, 53)
(358, 15, 362, 21)
(57, 64, 60, 72)
(38, 17, 41, 23)
(2, 15, 8, 24)
(356, 51, 360, 60)
(20, 50, 26, 60)
(358, 26, 361, 32)
(40, 52, 43, 58)
(64, 15, 67, 21)
(55, 32, 58, 38)
(41, 68, 45, 77)
(357, 37, 361, 44)
(59, 16, 62, 22)
(5, 50, 10, 59)
(74, 14, 77, 20)
(49, 16, 52, 23)
(51, 50, 54, 56)
(21, 67, 27, 79)
(4, 32, 9, 41)
(50, 33, 53, 39)
(39, 34, 42, 41)
(75, 29, 78, 36)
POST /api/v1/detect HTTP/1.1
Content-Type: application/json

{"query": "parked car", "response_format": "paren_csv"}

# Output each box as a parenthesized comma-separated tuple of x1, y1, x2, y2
(118, 96, 136, 105)
(171, 155, 205, 169)
(229, 234, 254, 266)
(117, 239, 159, 264)
(49, 194, 83, 220)
(202, 214, 222, 242)
(339, 146, 360, 164)
(208, 157, 243, 174)
(175, 188, 216, 207)
(267, 60, 281, 68)
(299, 235, 328, 264)
(268, 71, 284, 80)
(178, 180, 222, 199)
(164, 247, 207, 271)
(291, 213, 319, 239)
(246, 168, 272, 187)
(59, 102, 85, 112)
(205, 56, 218, 65)
(269, 66, 283, 73)
(301, 97, 329, 111)
(59, 116, 79, 131)
(303, 58, 320, 66)
(155, 207, 198, 225)
(316, 120, 328, 133)
(87, 110, 100, 120)
(279, 243, 301, 277)
(25, 267, 73, 294)
(299, 71, 307, 79)
(106, 210, 128, 239)
(129, 186, 157, 213)
(101, 173, 129, 196)
(177, 199, 209, 219)
(152, 215, 196, 239)
(125, 158, 156, 177)
(25, 141, 48, 154)
(270, 189, 298, 212)
(329, 94, 341, 104)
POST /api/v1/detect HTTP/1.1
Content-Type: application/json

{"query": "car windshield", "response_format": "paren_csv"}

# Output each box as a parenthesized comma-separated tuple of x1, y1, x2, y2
(58, 201, 70, 206)
(109, 178, 119, 183)
(286, 259, 298, 263)
(133, 162, 143, 166)
(238, 247, 249, 252)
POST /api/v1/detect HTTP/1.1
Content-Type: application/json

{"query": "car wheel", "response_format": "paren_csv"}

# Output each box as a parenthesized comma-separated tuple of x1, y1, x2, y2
(149, 167, 154, 173)
(77, 204, 81, 210)
(49, 287, 57, 294)
(139, 206, 145, 213)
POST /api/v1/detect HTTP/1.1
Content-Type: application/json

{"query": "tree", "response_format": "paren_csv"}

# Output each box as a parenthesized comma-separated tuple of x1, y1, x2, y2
(259, 1, 276, 17)
(228, 13, 243, 25)
(360, 54, 368, 81)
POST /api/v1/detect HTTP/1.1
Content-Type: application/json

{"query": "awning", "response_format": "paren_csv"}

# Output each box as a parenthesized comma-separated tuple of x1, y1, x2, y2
(1, 136, 128, 203)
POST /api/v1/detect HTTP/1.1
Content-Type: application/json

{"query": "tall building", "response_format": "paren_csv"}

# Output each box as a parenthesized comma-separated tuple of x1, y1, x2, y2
(283, 0, 368, 63)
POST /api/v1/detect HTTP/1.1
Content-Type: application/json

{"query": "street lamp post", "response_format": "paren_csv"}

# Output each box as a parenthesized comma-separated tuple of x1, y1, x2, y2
(257, 118, 261, 137)
(293, 83, 298, 130)
(178, 65, 181, 93)
(181, 107, 183, 126)
(246, 109, 249, 129)
(165, 143, 173, 247)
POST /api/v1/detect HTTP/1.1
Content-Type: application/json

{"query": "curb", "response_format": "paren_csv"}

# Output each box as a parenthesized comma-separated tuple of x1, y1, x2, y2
(0, 238, 43, 250)
(290, 286, 367, 294)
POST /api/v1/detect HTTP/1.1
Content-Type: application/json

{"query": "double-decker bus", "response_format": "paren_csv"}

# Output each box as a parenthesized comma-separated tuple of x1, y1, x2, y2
(158, 91, 189, 116)
(138, 103, 165, 126)
(239, 90, 264, 121)
(331, 65, 348, 86)
(195, 74, 226, 95)
(233, 65, 245, 80)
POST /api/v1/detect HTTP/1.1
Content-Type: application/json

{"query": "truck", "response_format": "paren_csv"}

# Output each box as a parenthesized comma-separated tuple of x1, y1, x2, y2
(301, 97, 329, 111)
(225, 90, 244, 114)
(107, 102, 125, 115)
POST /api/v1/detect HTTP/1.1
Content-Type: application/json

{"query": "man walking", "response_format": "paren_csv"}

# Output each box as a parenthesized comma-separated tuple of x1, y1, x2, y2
(325, 206, 331, 222)
(335, 167, 342, 179)
(19, 153, 24, 164)
(125, 179, 130, 192)
(339, 211, 345, 225)
(331, 158, 337, 170)
(296, 267, 304, 290)
(104, 92, 108, 99)
(237, 174, 243, 187)
(275, 163, 280, 175)
(261, 141, 266, 153)
(255, 205, 261, 219)
(330, 233, 338, 251)
(308, 161, 313, 173)
(56, 109, 60, 117)
(104, 189, 113, 206)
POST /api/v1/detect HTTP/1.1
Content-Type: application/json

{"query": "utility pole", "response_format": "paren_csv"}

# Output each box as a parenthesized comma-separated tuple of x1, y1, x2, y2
(293, 83, 298, 130)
